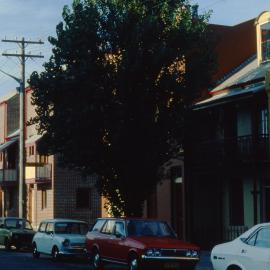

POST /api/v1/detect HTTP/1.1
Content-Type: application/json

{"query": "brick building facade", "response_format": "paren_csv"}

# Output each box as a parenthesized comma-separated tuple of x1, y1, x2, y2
(0, 88, 102, 228)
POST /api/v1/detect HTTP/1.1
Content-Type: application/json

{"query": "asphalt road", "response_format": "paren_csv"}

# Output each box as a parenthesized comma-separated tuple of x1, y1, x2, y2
(0, 247, 213, 270)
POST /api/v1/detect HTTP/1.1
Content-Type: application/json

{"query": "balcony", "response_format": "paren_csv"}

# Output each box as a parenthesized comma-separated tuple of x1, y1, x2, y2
(25, 164, 52, 184)
(192, 134, 270, 167)
(0, 169, 18, 186)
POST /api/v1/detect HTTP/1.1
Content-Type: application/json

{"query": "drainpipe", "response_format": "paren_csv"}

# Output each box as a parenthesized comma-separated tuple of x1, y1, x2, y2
(265, 70, 270, 136)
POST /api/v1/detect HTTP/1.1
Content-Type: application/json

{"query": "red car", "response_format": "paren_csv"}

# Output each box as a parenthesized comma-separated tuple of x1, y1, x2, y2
(86, 217, 199, 270)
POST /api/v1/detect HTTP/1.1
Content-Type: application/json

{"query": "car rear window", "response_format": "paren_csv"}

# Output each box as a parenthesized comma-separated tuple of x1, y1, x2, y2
(55, 222, 88, 235)
(92, 219, 106, 232)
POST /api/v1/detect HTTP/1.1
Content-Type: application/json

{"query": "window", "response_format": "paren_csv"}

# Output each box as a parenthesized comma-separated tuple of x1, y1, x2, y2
(39, 155, 48, 164)
(229, 179, 244, 226)
(92, 219, 106, 232)
(29, 146, 35, 156)
(101, 220, 115, 234)
(255, 227, 270, 248)
(248, 227, 270, 248)
(46, 223, 54, 233)
(76, 188, 91, 209)
(259, 108, 268, 135)
(39, 222, 47, 232)
(261, 22, 270, 62)
(41, 190, 47, 210)
(115, 222, 125, 237)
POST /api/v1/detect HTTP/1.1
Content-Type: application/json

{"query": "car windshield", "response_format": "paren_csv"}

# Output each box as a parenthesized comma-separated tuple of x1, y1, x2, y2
(127, 220, 176, 238)
(55, 222, 88, 235)
(5, 219, 32, 230)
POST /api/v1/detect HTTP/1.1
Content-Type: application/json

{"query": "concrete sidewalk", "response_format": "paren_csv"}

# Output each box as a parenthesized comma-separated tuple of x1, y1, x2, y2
(196, 251, 213, 270)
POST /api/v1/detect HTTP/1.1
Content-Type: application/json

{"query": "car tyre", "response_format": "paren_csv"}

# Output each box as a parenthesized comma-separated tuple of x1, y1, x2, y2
(4, 238, 11, 251)
(129, 256, 139, 270)
(91, 250, 103, 270)
(32, 243, 40, 259)
(52, 246, 60, 262)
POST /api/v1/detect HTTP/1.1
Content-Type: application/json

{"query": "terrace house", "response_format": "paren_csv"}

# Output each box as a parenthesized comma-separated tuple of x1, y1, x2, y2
(187, 11, 270, 248)
(0, 88, 102, 228)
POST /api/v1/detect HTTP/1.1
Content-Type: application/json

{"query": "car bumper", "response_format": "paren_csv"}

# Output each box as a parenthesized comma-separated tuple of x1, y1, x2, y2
(59, 247, 87, 256)
(140, 256, 199, 270)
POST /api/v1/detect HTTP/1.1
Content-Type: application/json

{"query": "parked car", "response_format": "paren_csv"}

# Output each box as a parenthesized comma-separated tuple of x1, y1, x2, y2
(0, 217, 35, 250)
(32, 218, 88, 260)
(211, 223, 270, 270)
(86, 217, 200, 270)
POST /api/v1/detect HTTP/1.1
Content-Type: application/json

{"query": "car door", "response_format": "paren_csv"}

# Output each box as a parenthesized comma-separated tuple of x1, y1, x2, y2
(42, 222, 55, 254)
(34, 222, 47, 253)
(109, 221, 128, 263)
(99, 219, 116, 260)
(238, 226, 270, 270)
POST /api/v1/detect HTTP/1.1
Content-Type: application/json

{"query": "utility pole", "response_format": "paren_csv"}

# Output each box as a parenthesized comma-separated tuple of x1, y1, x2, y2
(2, 38, 44, 218)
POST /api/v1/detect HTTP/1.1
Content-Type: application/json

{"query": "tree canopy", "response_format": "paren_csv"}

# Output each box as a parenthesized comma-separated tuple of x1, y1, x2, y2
(29, 0, 216, 216)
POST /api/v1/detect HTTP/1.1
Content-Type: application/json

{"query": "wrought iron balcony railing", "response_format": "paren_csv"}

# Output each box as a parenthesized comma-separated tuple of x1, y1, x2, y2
(193, 134, 270, 165)
(25, 163, 52, 183)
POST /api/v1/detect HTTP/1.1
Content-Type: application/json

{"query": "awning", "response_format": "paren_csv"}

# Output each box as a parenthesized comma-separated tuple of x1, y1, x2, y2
(0, 137, 18, 152)
(25, 134, 42, 145)
(6, 129, 19, 139)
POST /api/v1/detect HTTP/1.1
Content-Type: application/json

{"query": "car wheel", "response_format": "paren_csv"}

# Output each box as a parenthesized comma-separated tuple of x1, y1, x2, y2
(32, 243, 40, 259)
(52, 246, 60, 261)
(91, 250, 102, 270)
(4, 238, 11, 251)
(129, 256, 139, 270)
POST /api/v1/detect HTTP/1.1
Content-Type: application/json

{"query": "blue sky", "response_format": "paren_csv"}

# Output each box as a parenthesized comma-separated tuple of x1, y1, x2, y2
(0, 0, 73, 96)
(0, 0, 269, 96)
(194, 0, 270, 25)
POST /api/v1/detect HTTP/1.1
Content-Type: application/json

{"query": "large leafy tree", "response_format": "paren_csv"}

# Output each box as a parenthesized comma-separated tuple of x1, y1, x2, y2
(29, 0, 215, 216)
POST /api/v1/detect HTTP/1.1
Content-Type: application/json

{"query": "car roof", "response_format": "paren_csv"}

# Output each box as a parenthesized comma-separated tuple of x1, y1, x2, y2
(96, 217, 167, 222)
(238, 223, 270, 239)
(1, 217, 29, 221)
(40, 218, 88, 224)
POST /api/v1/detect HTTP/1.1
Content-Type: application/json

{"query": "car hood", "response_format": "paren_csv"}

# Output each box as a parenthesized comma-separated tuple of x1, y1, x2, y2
(129, 236, 199, 250)
(56, 234, 86, 243)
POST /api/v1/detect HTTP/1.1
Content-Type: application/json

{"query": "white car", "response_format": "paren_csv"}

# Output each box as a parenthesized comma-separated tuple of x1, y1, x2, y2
(32, 218, 88, 260)
(211, 223, 270, 270)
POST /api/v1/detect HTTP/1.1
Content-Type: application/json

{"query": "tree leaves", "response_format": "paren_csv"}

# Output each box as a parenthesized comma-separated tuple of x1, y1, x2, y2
(29, 0, 215, 216)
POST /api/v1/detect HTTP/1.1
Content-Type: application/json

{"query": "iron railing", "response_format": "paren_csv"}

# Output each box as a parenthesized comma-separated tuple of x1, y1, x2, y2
(193, 134, 270, 164)
(0, 169, 17, 182)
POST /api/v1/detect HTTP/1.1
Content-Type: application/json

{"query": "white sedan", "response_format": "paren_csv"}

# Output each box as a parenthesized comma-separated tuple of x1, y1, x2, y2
(211, 223, 270, 270)
(32, 218, 88, 260)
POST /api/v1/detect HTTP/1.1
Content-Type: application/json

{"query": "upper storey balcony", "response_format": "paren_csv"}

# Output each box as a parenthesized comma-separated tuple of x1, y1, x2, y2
(192, 134, 270, 168)
(25, 163, 52, 184)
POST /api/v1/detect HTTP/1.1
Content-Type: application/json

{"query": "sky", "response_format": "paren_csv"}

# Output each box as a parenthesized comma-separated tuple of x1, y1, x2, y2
(0, 0, 269, 96)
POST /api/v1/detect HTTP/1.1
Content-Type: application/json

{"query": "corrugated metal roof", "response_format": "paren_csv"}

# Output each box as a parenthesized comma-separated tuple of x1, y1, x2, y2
(6, 129, 19, 139)
(212, 57, 257, 92)
(0, 137, 18, 152)
(25, 134, 42, 145)
(195, 83, 265, 110)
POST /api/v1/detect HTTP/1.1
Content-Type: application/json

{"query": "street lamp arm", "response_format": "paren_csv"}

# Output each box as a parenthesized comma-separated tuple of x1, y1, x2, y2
(0, 68, 21, 84)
